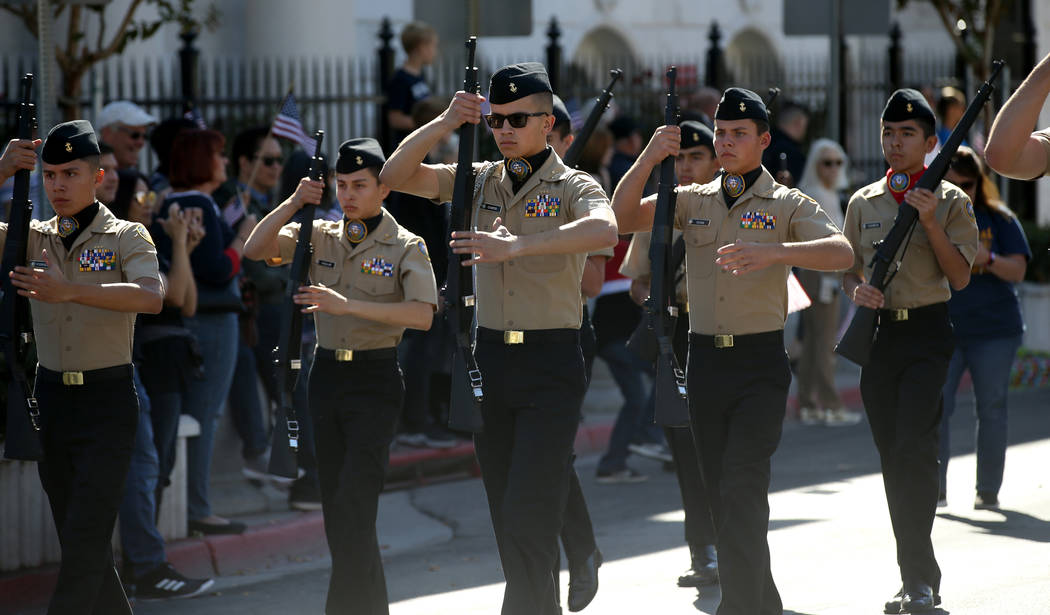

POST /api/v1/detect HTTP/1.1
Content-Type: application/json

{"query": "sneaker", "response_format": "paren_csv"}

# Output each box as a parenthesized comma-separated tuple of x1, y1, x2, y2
(395, 432, 427, 447)
(937, 491, 947, 508)
(188, 517, 246, 536)
(824, 408, 863, 427)
(627, 442, 673, 463)
(133, 563, 214, 601)
(242, 449, 301, 485)
(596, 468, 648, 484)
(289, 477, 323, 511)
(423, 427, 460, 449)
(799, 407, 824, 425)
(974, 492, 1000, 510)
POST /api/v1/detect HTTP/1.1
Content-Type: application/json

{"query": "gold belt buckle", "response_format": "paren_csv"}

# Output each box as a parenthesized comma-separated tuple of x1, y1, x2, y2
(714, 334, 734, 349)
(504, 330, 524, 345)
(334, 349, 354, 361)
(62, 371, 84, 386)
(892, 309, 909, 322)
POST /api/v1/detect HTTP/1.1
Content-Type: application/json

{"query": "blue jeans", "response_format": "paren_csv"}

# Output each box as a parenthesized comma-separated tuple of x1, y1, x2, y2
(185, 312, 239, 520)
(229, 339, 269, 459)
(597, 340, 659, 473)
(939, 334, 1021, 496)
(119, 365, 166, 577)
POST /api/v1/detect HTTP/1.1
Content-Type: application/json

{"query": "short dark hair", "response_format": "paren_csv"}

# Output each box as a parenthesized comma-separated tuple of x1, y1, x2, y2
(752, 119, 770, 136)
(169, 129, 225, 189)
(916, 118, 936, 139)
(232, 126, 271, 164)
(99, 142, 114, 156)
(552, 121, 572, 138)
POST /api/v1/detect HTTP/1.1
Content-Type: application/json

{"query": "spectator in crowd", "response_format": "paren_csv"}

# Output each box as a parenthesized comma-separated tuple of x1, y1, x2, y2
(148, 117, 198, 197)
(577, 126, 614, 194)
(151, 129, 257, 534)
(926, 86, 971, 165)
(939, 146, 1030, 510)
(762, 100, 809, 186)
(111, 169, 158, 226)
(97, 100, 158, 169)
(985, 50, 1050, 180)
(385, 21, 438, 148)
(607, 115, 643, 190)
(96, 143, 120, 206)
(796, 138, 862, 426)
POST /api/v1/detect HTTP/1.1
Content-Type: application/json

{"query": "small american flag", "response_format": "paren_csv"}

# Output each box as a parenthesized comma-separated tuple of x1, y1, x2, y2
(272, 93, 316, 153)
(183, 107, 207, 129)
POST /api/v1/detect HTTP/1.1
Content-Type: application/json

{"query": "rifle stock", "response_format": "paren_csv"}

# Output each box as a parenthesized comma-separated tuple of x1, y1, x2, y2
(2, 74, 41, 461)
(835, 60, 1005, 366)
(563, 69, 622, 168)
(268, 131, 325, 478)
(446, 37, 485, 433)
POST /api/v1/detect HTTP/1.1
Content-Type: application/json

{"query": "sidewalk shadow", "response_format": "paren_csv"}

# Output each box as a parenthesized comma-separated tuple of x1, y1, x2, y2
(938, 509, 1050, 543)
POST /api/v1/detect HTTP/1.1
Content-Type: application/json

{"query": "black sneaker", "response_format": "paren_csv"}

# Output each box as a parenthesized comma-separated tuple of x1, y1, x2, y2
(289, 477, 323, 511)
(134, 563, 214, 601)
(975, 491, 1000, 510)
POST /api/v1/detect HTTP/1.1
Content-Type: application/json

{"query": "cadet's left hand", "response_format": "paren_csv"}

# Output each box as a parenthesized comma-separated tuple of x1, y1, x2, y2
(10, 249, 74, 303)
(293, 283, 349, 315)
(450, 217, 517, 265)
(904, 187, 938, 226)
(715, 240, 782, 276)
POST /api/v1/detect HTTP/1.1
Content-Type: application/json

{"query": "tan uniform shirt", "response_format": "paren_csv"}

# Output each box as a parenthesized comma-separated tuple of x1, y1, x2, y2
(842, 177, 979, 309)
(431, 152, 612, 330)
(1034, 129, 1050, 176)
(275, 209, 437, 351)
(662, 168, 839, 336)
(619, 230, 687, 305)
(0, 204, 160, 372)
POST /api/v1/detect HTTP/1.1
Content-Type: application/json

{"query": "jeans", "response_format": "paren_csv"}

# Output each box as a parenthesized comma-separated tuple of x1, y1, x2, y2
(597, 340, 657, 474)
(939, 334, 1021, 496)
(118, 366, 166, 578)
(184, 312, 239, 520)
(229, 339, 269, 459)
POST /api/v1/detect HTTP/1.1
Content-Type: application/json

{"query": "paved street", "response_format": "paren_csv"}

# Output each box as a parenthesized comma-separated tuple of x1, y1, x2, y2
(132, 387, 1049, 615)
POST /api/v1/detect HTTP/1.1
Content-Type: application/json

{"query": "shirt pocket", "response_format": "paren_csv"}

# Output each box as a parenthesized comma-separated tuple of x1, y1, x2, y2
(311, 257, 343, 287)
(684, 224, 719, 278)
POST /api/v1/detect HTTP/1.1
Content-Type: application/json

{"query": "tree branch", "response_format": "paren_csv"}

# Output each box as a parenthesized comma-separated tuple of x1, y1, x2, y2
(89, 0, 144, 64)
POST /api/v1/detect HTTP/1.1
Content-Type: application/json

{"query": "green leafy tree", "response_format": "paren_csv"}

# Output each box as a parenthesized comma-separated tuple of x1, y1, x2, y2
(1, 0, 220, 120)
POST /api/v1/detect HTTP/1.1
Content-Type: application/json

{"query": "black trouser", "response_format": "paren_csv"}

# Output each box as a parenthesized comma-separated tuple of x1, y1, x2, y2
(668, 313, 716, 556)
(35, 365, 138, 615)
(474, 329, 587, 615)
(308, 351, 404, 615)
(861, 303, 953, 593)
(688, 331, 790, 615)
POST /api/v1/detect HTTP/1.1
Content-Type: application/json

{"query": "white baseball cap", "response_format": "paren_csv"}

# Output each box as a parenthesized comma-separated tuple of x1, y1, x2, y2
(96, 101, 158, 130)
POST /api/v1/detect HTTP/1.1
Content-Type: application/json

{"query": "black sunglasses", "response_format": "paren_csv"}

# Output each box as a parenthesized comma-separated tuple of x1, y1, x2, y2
(120, 127, 147, 140)
(484, 111, 548, 129)
(254, 155, 282, 166)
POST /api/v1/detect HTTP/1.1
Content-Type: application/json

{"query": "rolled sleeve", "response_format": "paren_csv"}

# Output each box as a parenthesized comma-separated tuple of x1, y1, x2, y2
(944, 194, 980, 267)
(619, 231, 652, 280)
(399, 238, 439, 308)
(120, 223, 161, 283)
(274, 222, 302, 265)
(787, 190, 840, 242)
(1034, 129, 1050, 177)
(430, 163, 459, 204)
(568, 175, 611, 221)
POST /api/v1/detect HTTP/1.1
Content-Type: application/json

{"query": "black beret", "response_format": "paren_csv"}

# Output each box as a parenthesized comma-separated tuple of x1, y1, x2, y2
(488, 62, 552, 105)
(609, 115, 637, 140)
(882, 88, 936, 126)
(714, 87, 768, 123)
(336, 138, 385, 174)
(41, 120, 100, 165)
(551, 94, 571, 126)
(679, 120, 714, 151)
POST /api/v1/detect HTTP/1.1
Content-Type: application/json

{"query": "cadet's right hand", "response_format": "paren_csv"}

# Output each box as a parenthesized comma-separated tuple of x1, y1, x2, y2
(0, 138, 41, 180)
(639, 125, 680, 167)
(441, 91, 485, 130)
(290, 178, 324, 210)
(851, 282, 885, 309)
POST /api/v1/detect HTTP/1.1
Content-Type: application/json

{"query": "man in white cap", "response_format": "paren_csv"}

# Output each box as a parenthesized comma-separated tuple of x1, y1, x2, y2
(97, 101, 158, 170)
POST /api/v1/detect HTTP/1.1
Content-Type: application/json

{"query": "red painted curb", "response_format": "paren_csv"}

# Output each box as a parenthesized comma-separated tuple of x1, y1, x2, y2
(204, 512, 327, 576)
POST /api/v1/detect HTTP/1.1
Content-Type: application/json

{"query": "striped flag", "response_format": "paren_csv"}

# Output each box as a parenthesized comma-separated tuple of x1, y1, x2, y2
(272, 93, 316, 153)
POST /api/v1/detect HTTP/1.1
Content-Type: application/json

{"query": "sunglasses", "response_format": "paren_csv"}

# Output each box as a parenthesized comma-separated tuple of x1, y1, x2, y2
(484, 112, 548, 129)
(254, 155, 283, 167)
(820, 159, 844, 167)
(134, 191, 158, 208)
(119, 126, 147, 140)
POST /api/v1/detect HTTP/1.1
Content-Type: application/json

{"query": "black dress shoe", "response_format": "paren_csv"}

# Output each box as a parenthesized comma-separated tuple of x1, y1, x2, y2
(567, 549, 602, 612)
(677, 544, 718, 587)
(884, 584, 941, 613)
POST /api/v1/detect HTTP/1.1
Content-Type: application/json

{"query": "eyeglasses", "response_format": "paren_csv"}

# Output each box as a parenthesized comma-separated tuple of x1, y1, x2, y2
(254, 155, 283, 167)
(484, 112, 548, 129)
(820, 159, 844, 167)
(119, 126, 147, 140)
(134, 191, 158, 209)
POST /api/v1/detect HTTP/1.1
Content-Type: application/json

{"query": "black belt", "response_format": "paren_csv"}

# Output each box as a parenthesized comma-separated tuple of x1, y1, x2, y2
(315, 347, 397, 362)
(690, 329, 784, 350)
(477, 327, 579, 345)
(37, 364, 133, 387)
(877, 302, 948, 325)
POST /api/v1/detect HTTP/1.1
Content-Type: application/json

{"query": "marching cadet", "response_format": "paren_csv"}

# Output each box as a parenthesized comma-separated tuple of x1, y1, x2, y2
(842, 90, 978, 614)
(380, 62, 618, 615)
(611, 88, 853, 615)
(243, 138, 438, 615)
(0, 121, 163, 614)
(619, 120, 721, 591)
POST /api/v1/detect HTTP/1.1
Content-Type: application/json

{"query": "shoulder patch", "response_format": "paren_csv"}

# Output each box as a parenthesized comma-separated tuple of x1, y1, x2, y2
(965, 200, 975, 221)
(416, 240, 430, 262)
(136, 226, 155, 246)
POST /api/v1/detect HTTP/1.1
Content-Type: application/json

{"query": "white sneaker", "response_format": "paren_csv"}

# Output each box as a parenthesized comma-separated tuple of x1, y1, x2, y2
(627, 443, 674, 463)
(799, 407, 824, 425)
(824, 408, 863, 427)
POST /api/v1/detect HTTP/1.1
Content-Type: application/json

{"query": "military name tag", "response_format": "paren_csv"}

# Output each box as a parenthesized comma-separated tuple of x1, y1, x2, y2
(28, 260, 48, 269)
(78, 248, 117, 272)
(863, 222, 882, 229)
(361, 257, 394, 277)
(317, 259, 335, 268)
(524, 194, 560, 218)
(481, 203, 501, 213)
(688, 218, 711, 226)
(740, 210, 776, 230)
